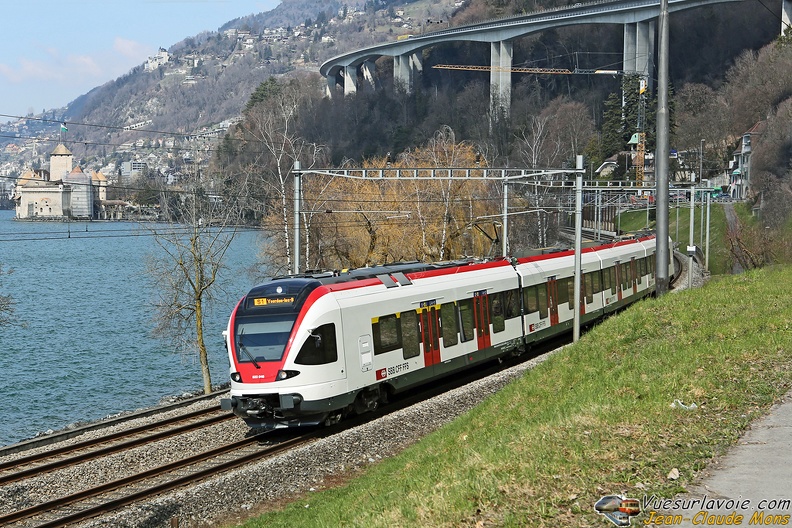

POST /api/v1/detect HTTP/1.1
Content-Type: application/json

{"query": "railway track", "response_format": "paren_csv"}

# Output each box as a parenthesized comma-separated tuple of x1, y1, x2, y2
(0, 406, 233, 486)
(0, 351, 548, 528)
(0, 429, 314, 528)
(0, 389, 229, 458)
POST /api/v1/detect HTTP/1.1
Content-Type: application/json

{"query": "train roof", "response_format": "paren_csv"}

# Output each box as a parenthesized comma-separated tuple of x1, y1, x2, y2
(245, 233, 658, 299)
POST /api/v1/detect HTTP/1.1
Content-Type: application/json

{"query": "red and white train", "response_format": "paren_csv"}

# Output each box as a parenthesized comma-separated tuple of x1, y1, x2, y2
(221, 234, 671, 429)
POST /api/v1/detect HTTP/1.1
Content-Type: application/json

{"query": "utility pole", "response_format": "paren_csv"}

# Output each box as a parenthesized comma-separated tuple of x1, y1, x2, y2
(293, 160, 301, 275)
(699, 140, 705, 247)
(688, 178, 696, 290)
(705, 191, 711, 271)
(502, 172, 509, 256)
(655, 0, 671, 295)
(573, 155, 583, 343)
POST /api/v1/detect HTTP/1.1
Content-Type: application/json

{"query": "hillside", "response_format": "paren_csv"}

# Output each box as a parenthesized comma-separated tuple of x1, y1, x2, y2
(0, 0, 784, 185)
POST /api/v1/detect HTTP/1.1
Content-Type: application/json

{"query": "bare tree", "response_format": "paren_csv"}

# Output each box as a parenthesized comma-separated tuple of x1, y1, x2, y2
(238, 77, 325, 275)
(145, 187, 242, 394)
(516, 114, 551, 169)
(298, 128, 498, 267)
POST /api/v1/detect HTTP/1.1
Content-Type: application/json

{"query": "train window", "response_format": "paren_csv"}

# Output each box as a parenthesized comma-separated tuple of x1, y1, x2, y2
(401, 310, 420, 359)
(440, 302, 458, 347)
(458, 298, 475, 342)
(602, 268, 611, 294)
(609, 267, 617, 294)
(523, 285, 538, 315)
(491, 293, 505, 333)
(650, 255, 656, 277)
(372, 314, 401, 355)
(584, 273, 594, 304)
(557, 278, 568, 308)
(235, 315, 294, 363)
(537, 284, 549, 319)
(295, 323, 338, 365)
(568, 279, 575, 308)
(592, 270, 602, 294)
(504, 289, 520, 319)
(557, 277, 574, 310)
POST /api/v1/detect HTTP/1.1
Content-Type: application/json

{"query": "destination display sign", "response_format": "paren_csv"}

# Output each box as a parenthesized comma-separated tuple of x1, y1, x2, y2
(252, 296, 295, 306)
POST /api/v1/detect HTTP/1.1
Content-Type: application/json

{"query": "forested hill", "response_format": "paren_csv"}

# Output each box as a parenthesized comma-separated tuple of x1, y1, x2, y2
(15, 0, 784, 162)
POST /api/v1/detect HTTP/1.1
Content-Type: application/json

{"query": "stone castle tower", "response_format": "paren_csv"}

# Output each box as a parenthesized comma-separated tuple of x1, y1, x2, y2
(49, 144, 73, 180)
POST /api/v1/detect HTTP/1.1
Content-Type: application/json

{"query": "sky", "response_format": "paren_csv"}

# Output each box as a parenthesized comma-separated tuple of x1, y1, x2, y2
(0, 0, 281, 124)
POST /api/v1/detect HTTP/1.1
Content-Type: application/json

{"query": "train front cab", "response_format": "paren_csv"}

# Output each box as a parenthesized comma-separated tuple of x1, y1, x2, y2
(222, 279, 356, 429)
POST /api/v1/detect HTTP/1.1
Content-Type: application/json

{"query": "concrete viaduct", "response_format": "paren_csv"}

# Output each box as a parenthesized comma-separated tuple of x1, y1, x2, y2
(320, 0, 792, 117)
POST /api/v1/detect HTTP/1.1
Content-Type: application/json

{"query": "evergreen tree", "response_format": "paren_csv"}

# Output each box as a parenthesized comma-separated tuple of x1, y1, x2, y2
(601, 91, 624, 158)
(246, 78, 283, 111)
(600, 74, 657, 159)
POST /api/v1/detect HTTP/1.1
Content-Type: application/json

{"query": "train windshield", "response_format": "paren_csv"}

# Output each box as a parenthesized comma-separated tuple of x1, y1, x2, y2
(234, 314, 296, 364)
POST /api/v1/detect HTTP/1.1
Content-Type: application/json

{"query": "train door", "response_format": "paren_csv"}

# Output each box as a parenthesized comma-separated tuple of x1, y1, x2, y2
(580, 274, 588, 316)
(472, 290, 491, 350)
(614, 263, 623, 302)
(418, 305, 441, 367)
(546, 277, 559, 326)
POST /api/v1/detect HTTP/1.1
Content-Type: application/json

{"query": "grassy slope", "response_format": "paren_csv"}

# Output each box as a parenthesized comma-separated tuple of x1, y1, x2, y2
(620, 203, 732, 274)
(234, 264, 792, 528)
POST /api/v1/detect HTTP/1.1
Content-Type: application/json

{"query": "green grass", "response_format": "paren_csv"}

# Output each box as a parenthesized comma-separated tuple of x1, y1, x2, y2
(619, 202, 734, 275)
(232, 266, 792, 528)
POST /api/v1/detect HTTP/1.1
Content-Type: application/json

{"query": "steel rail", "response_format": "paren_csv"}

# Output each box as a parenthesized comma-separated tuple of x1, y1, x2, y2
(1, 345, 572, 527)
(0, 409, 233, 485)
(27, 435, 313, 528)
(0, 431, 312, 526)
(0, 389, 229, 457)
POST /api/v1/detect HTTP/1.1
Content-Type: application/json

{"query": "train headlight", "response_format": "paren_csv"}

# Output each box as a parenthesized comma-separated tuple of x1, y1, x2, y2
(275, 370, 300, 381)
(231, 372, 242, 382)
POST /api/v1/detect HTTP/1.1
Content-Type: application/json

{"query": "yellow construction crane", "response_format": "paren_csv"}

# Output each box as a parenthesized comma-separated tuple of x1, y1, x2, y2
(629, 78, 648, 188)
(435, 63, 648, 187)
(629, 132, 646, 186)
(432, 64, 623, 75)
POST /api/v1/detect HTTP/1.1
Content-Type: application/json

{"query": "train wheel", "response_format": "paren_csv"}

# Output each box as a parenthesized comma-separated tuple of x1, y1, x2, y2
(323, 412, 343, 426)
(354, 386, 381, 414)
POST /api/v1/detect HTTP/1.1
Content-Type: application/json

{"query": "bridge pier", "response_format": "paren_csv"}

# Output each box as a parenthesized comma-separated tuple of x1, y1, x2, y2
(361, 60, 377, 91)
(623, 21, 655, 86)
(343, 65, 357, 95)
(324, 74, 340, 98)
(490, 41, 513, 119)
(784, 0, 792, 34)
(394, 52, 423, 93)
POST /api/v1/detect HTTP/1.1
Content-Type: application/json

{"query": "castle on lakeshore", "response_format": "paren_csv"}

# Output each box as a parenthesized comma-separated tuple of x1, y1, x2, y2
(13, 144, 126, 220)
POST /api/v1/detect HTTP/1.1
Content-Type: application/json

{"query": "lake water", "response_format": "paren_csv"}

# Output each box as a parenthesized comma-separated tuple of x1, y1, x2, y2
(0, 210, 264, 446)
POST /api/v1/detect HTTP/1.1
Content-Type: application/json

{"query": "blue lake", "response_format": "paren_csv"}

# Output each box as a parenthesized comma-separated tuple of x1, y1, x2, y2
(0, 210, 264, 446)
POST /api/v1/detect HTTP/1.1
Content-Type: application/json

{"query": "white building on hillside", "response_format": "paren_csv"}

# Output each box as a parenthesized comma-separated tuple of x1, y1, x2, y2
(145, 48, 169, 71)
